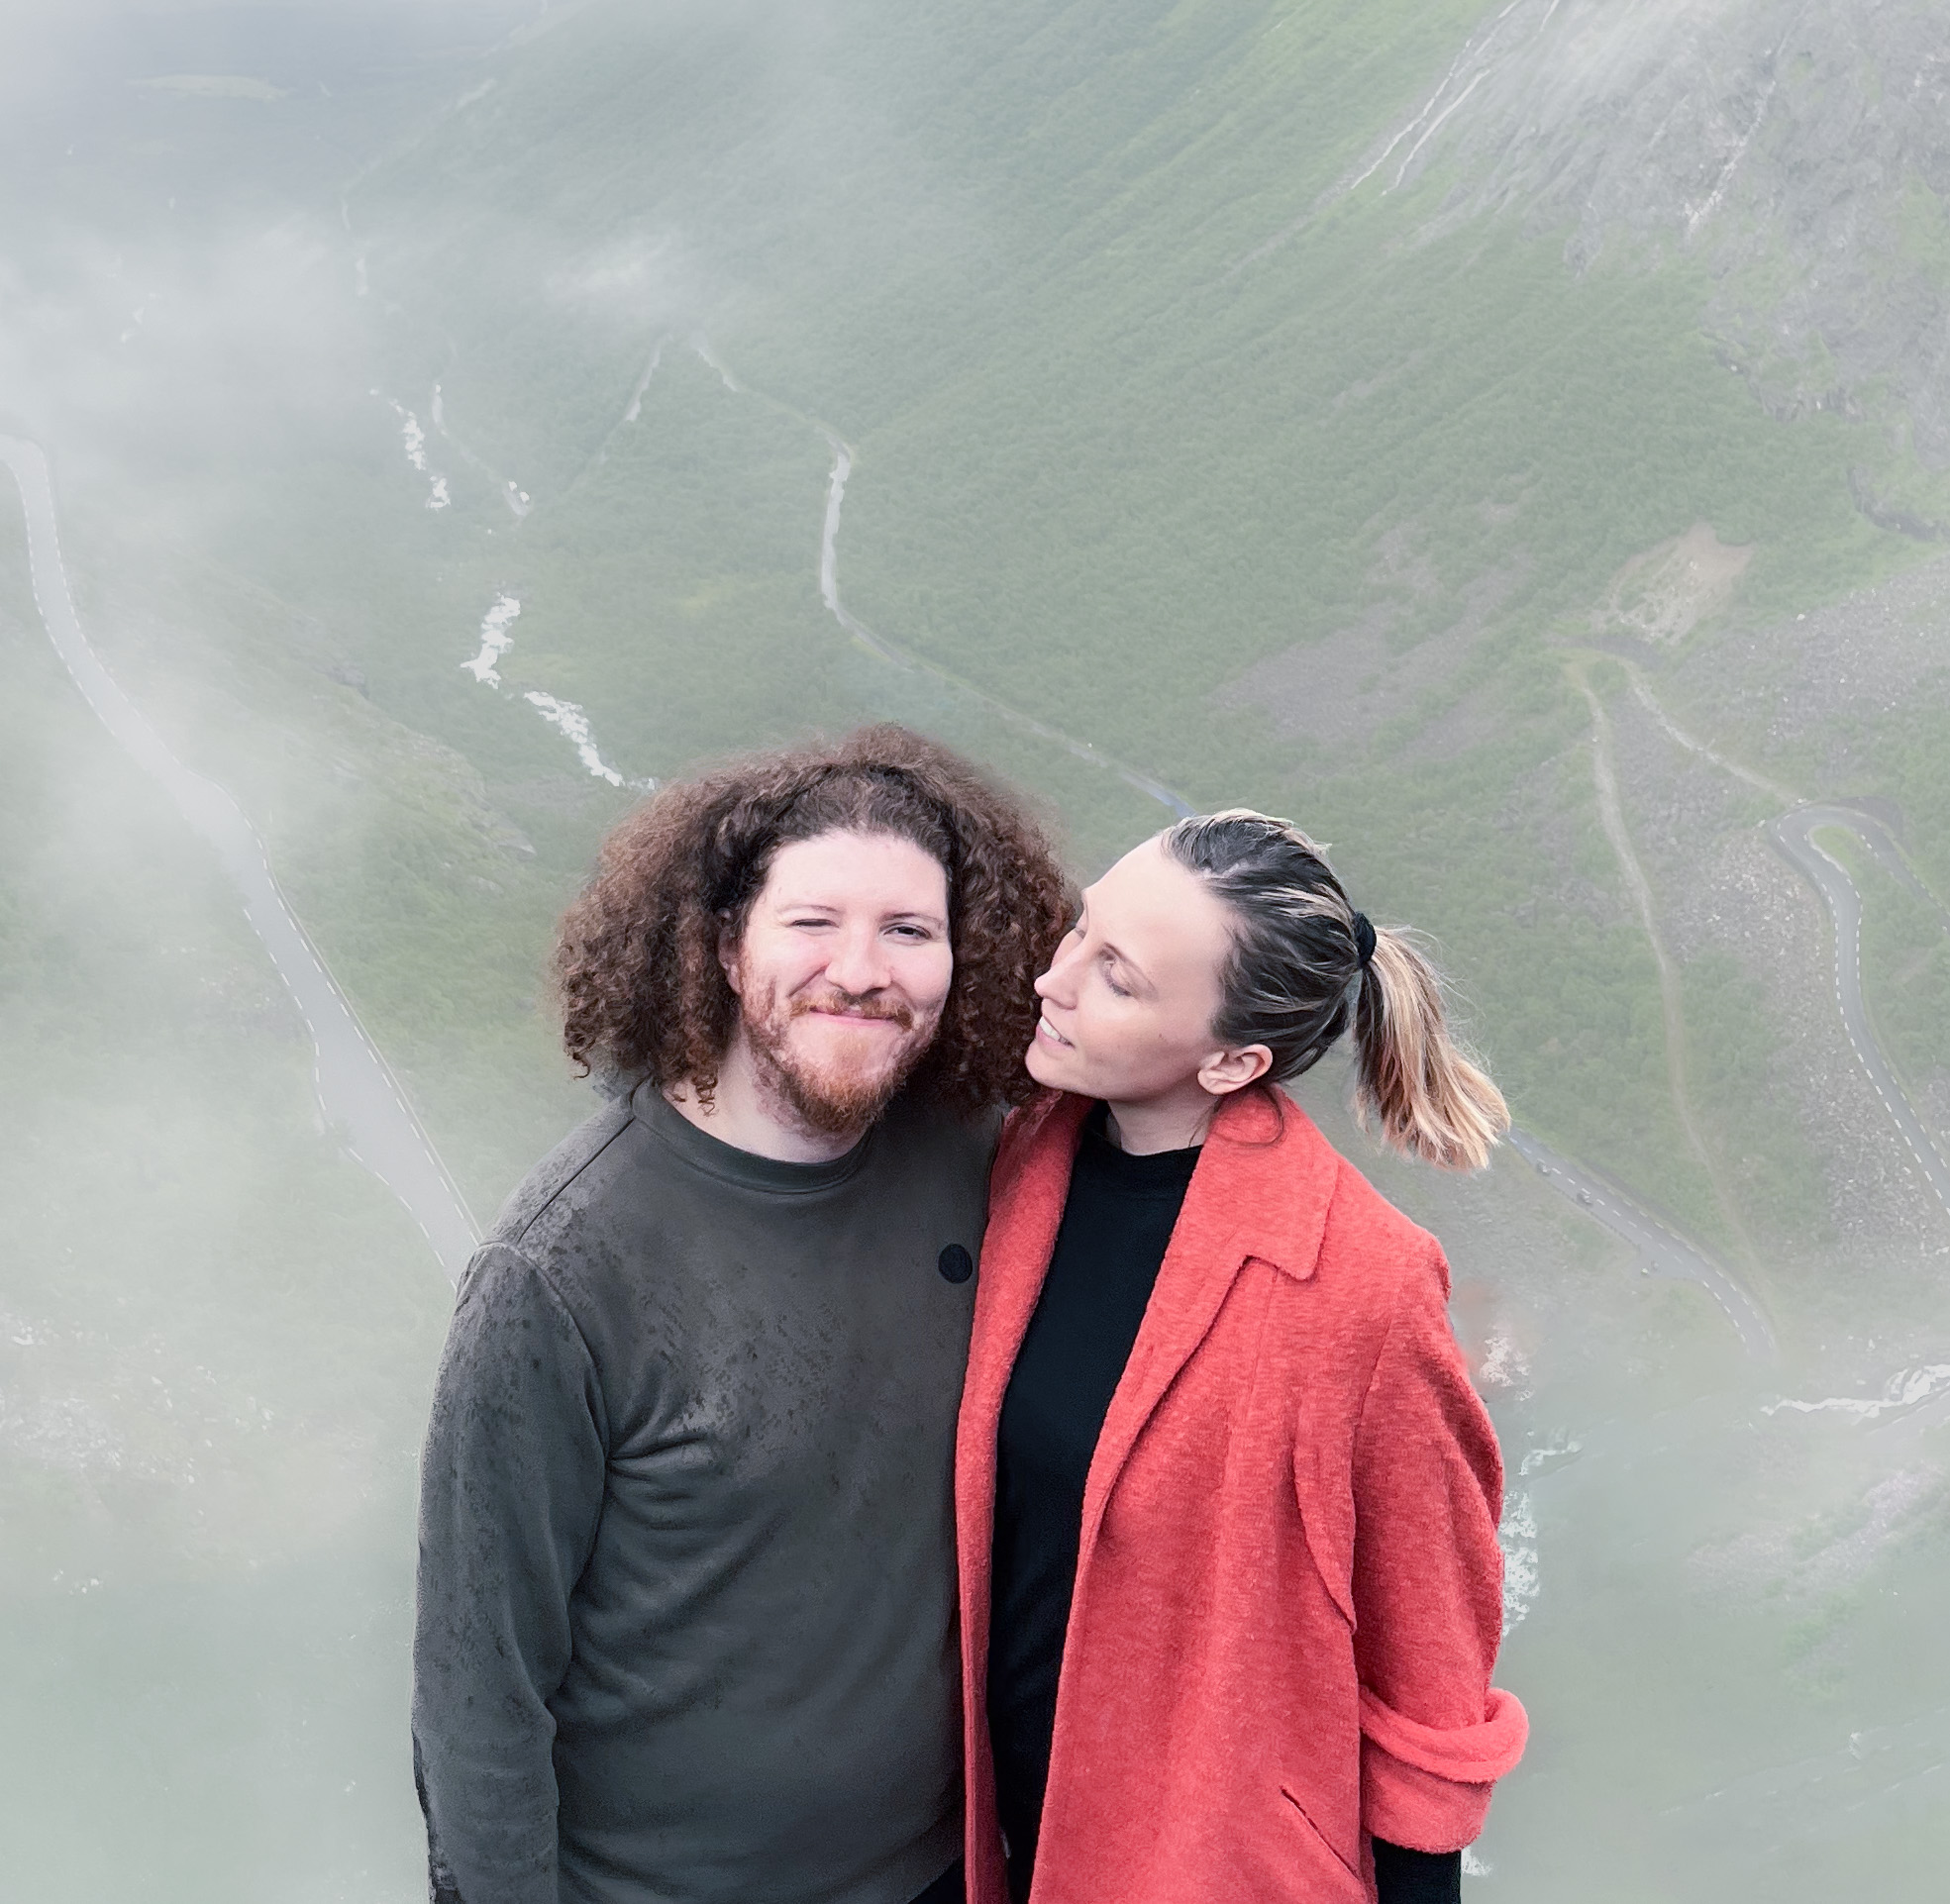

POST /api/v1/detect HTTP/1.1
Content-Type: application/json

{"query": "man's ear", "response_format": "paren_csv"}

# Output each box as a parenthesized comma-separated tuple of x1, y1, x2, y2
(1196, 1044, 1273, 1097)
(716, 914, 743, 994)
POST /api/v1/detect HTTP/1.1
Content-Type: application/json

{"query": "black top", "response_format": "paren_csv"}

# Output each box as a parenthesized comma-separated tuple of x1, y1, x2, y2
(413, 1083, 994, 1904)
(986, 1104, 1462, 1904)
(988, 1104, 1198, 1887)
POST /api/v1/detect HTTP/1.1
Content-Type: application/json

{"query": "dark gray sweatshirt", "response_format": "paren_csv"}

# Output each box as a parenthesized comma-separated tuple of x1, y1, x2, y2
(412, 1080, 995, 1904)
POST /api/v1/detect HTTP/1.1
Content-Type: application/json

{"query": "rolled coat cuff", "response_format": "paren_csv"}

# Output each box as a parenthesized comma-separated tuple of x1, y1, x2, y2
(1358, 1685, 1528, 1852)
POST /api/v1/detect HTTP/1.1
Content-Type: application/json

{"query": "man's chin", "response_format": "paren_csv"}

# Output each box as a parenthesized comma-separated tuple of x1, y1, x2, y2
(763, 1037, 928, 1137)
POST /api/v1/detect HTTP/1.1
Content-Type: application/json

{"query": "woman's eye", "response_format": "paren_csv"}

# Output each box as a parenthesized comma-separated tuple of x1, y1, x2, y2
(1103, 969, 1130, 999)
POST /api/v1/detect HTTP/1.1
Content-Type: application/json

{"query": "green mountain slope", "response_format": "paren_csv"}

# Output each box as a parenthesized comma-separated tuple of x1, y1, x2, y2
(9, 7, 1950, 1900)
(9, 0, 1944, 1288)
(0, 487, 445, 1899)
(310, 0, 1932, 1269)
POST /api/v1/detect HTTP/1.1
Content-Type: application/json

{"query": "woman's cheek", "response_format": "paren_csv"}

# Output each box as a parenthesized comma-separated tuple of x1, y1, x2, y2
(1032, 1021, 1085, 1086)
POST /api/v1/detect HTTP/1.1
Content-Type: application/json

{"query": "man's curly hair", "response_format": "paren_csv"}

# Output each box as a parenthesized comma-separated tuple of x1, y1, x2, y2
(554, 725, 1073, 1114)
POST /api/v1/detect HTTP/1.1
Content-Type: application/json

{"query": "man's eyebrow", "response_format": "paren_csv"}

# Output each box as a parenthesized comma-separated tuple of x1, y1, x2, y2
(771, 895, 948, 926)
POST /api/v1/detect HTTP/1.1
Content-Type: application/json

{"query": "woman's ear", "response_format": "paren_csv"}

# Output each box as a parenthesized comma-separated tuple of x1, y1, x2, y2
(1197, 1044, 1274, 1097)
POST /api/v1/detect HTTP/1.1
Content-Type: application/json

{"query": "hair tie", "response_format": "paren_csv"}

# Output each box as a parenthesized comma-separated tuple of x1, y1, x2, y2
(1352, 911, 1377, 969)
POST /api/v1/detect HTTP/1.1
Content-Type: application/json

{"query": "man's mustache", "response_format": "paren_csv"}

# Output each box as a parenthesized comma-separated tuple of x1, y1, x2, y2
(788, 988, 917, 1030)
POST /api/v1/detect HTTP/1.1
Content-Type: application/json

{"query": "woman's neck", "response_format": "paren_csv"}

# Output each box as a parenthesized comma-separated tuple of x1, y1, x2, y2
(1102, 1084, 1223, 1155)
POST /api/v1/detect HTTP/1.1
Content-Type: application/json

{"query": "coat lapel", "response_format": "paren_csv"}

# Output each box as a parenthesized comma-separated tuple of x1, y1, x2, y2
(1076, 1087, 1340, 1555)
(957, 1091, 1094, 1667)
(965, 1091, 1093, 1430)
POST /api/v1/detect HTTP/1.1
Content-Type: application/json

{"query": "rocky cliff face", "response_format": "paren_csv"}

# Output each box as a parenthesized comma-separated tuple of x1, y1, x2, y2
(1339, 0, 1950, 473)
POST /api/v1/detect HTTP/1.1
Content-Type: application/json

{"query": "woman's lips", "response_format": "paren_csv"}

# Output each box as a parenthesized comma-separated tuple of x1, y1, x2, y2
(1036, 1015, 1074, 1049)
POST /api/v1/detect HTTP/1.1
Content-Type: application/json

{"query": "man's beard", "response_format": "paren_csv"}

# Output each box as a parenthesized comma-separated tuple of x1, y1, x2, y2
(740, 981, 939, 1138)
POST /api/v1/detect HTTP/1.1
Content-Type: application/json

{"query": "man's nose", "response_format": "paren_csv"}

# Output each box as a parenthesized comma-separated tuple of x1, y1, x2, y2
(823, 924, 892, 996)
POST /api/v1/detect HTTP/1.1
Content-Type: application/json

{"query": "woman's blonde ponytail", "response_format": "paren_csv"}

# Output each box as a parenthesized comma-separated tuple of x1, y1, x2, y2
(1353, 926, 1508, 1172)
(1163, 810, 1508, 1172)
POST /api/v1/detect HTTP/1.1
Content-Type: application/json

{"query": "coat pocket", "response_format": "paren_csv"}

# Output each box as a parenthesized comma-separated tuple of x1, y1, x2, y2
(1290, 1448, 1357, 1630)
(1278, 1785, 1368, 1900)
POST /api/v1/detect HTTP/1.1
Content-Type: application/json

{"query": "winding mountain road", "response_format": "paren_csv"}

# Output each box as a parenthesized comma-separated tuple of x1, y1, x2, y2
(1576, 669, 1762, 1264)
(1507, 1128, 1774, 1356)
(813, 422, 1192, 816)
(1770, 806, 1950, 1221)
(1, 437, 479, 1283)
(1618, 661, 1950, 1229)
(689, 341, 1194, 820)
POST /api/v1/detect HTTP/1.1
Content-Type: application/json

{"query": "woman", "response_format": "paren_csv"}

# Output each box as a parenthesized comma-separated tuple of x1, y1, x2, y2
(956, 811, 1527, 1904)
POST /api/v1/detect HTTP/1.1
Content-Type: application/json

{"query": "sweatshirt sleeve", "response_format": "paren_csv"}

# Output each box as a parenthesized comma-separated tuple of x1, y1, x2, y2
(412, 1242, 610, 1904)
(1350, 1244, 1528, 1853)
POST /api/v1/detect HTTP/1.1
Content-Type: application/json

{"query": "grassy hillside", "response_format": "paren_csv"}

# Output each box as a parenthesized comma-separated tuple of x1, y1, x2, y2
(10, 8, 1950, 1899)
(275, 0, 1916, 1263)
(7, 0, 1940, 1282)
(55, 501, 599, 1215)
(0, 492, 446, 1900)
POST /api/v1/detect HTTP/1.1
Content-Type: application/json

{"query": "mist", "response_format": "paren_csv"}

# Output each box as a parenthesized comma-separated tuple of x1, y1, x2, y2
(5, 2, 1950, 1897)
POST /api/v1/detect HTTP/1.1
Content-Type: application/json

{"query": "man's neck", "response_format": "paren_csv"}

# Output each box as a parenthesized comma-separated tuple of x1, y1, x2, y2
(665, 1030, 868, 1164)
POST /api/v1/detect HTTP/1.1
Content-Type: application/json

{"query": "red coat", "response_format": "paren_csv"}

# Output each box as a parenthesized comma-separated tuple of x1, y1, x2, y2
(955, 1088, 1527, 1904)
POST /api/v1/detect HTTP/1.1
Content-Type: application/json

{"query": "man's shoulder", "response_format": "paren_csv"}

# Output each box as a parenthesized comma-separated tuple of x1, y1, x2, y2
(489, 1091, 641, 1251)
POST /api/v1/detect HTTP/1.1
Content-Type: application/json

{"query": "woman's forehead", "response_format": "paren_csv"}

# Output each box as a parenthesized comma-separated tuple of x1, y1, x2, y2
(1088, 839, 1232, 977)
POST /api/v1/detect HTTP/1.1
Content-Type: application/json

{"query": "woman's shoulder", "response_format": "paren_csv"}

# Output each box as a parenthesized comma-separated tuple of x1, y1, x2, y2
(1320, 1151, 1445, 1288)
(1250, 1095, 1449, 1319)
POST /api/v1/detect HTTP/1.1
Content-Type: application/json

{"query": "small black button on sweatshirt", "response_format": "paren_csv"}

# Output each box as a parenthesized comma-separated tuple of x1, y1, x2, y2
(987, 1104, 1462, 1904)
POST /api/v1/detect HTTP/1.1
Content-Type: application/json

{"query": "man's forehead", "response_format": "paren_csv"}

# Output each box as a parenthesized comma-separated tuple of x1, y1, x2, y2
(761, 830, 950, 910)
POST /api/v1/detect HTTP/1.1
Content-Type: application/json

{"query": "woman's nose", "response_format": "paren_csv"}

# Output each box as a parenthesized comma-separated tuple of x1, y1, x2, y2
(1034, 949, 1075, 1006)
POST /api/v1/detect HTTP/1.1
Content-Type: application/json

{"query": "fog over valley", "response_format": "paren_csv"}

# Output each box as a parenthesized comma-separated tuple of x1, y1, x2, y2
(5, 2, 1950, 1896)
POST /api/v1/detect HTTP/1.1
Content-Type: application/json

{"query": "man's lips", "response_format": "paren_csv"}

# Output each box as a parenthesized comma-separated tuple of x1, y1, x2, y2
(790, 994, 915, 1031)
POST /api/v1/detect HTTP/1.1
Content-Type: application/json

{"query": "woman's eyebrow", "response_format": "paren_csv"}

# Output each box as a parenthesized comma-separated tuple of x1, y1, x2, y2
(1098, 939, 1153, 990)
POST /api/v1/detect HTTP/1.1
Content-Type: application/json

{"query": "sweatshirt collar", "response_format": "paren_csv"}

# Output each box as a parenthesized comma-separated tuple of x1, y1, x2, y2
(631, 1079, 880, 1196)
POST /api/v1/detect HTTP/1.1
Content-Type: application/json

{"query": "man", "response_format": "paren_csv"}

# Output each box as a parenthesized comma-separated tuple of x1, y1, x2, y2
(412, 726, 1070, 1904)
